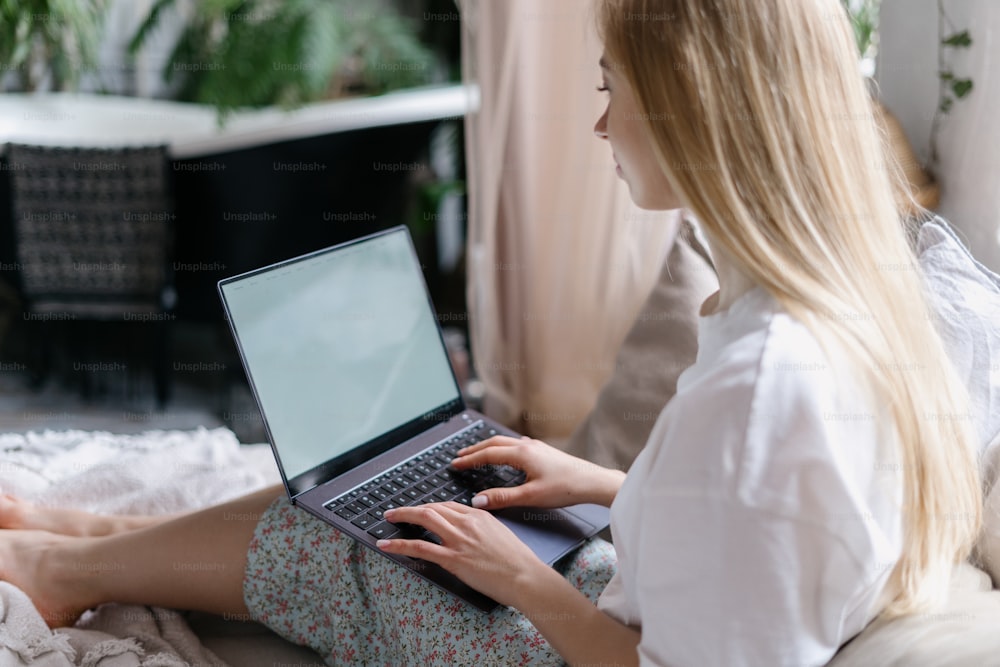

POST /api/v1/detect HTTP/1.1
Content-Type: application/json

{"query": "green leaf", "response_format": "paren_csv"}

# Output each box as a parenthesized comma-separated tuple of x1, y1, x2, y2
(939, 71, 954, 81)
(943, 31, 972, 48)
(123, 0, 440, 121)
(952, 79, 974, 98)
(841, 0, 881, 58)
(940, 97, 954, 114)
(128, 0, 176, 55)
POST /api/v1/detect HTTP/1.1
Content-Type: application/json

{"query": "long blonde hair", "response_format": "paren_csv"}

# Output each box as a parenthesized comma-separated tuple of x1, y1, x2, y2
(598, 0, 980, 615)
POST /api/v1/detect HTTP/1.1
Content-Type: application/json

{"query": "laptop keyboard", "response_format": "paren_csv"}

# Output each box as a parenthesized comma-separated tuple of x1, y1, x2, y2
(323, 421, 526, 543)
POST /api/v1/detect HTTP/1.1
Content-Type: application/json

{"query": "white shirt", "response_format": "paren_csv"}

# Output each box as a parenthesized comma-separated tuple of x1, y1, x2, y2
(597, 287, 904, 667)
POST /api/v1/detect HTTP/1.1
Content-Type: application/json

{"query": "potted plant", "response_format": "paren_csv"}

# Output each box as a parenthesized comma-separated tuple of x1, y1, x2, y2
(0, 0, 108, 91)
(128, 0, 441, 121)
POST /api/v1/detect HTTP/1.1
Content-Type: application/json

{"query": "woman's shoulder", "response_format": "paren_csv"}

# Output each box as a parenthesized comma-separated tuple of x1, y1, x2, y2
(685, 287, 839, 402)
(657, 291, 893, 513)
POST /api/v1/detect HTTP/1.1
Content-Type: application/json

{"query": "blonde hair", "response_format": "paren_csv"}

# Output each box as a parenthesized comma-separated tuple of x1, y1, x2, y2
(598, 0, 980, 615)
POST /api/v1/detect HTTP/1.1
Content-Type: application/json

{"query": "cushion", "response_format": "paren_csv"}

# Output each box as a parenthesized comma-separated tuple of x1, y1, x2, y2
(917, 217, 1000, 459)
(560, 218, 719, 472)
(915, 218, 1000, 582)
(828, 562, 1000, 666)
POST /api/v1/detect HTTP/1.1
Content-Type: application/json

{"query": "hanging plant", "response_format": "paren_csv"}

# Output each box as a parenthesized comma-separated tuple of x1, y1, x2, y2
(931, 0, 974, 163)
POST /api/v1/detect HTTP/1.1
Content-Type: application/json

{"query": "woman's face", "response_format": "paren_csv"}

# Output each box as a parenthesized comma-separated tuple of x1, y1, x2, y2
(594, 56, 681, 210)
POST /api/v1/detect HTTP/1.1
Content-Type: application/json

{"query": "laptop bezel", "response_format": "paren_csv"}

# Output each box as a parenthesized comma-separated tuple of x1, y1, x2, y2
(217, 225, 467, 499)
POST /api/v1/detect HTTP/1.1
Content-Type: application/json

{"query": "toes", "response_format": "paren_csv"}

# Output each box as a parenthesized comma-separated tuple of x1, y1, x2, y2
(0, 495, 30, 530)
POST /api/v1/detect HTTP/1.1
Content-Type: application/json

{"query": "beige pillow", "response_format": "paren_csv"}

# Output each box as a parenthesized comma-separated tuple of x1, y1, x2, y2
(828, 562, 1000, 666)
(561, 219, 718, 472)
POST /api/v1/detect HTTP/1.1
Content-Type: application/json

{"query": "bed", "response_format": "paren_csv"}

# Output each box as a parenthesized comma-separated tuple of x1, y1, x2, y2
(0, 427, 325, 667)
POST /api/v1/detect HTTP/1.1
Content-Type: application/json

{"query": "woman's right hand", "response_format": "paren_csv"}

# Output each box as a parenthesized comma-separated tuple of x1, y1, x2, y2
(449, 435, 625, 510)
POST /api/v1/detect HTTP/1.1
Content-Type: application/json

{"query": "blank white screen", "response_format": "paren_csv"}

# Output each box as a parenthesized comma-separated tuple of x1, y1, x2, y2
(222, 230, 460, 479)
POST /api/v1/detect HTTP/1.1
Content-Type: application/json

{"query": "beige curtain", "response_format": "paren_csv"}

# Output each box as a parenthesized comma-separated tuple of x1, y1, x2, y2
(460, 0, 681, 442)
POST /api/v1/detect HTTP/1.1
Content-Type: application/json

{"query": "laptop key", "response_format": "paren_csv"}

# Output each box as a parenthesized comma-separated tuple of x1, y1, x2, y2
(369, 508, 385, 521)
(393, 522, 425, 539)
(334, 507, 357, 521)
(392, 493, 412, 507)
(382, 482, 401, 495)
(369, 488, 389, 502)
(367, 522, 400, 540)
(433, 489, 452, 502)
(404, 470, 423, 483)
(357, 495, 377, 508)
(415, 481, 433, 494)
(352, 514, 376, 530)
(346, 501, 369, 515)
(495, 468, 518, 482)
(380, 499, 401, 511)
(421, 531, 443, 545)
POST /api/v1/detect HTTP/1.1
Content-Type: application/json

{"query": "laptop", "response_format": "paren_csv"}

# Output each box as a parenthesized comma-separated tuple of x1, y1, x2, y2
(218, 225, 609, 611)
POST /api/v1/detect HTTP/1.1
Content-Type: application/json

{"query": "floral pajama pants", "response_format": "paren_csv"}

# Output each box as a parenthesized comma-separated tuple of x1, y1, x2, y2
(243, 496, 619, 666)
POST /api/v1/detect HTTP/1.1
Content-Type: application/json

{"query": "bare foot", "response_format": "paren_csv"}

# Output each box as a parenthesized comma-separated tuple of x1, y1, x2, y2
(0, 494, 130, 537)
(0, 529, 93, 627)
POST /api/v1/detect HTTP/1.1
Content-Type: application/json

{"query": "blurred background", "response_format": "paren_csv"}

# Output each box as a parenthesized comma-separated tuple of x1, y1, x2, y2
(0, 0, 469, 440)
(0, 0, 996, 446)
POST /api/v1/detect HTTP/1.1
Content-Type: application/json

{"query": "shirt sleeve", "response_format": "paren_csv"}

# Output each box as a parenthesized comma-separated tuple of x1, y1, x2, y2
(626, 314, 898, 666)
(633, 495, 872, 667)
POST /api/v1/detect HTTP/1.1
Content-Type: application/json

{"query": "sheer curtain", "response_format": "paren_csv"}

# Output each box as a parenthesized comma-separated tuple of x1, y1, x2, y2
(934, 0, 1000, 269)
(459, 0, 680, 441)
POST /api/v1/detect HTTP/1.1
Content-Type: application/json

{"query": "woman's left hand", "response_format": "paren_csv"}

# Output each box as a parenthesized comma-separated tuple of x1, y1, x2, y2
(376, 501, 545, 608)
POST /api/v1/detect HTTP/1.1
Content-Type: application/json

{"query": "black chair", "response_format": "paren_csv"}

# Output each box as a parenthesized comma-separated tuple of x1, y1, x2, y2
(6, 143, 176, 406)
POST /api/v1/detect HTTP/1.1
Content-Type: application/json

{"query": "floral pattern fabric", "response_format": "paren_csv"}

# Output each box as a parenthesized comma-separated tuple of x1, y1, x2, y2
(243, 497, 618, 666)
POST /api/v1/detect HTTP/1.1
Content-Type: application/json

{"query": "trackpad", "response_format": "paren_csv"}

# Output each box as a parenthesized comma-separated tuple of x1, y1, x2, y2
(494, 506, 600, 563)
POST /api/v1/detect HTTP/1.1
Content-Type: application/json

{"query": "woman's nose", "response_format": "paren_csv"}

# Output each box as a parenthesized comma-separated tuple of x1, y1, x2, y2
(594, 107, 609, 139)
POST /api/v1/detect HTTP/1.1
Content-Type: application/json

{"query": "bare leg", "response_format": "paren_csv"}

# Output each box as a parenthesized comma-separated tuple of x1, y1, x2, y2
(0, 485, 285, 537)
(0, 485, 282, 627)
(0, 493, 186, 536)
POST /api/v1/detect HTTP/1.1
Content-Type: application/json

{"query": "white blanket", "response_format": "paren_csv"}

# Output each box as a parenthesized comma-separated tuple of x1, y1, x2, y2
(0, 428, 279, 516)
(0, 428, 290, 667)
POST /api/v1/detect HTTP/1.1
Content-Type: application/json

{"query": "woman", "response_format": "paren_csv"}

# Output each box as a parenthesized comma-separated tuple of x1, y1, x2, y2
(0, 0, 982, 664)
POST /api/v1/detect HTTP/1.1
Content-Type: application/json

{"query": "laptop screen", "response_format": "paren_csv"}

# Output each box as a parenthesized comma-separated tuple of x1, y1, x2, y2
(219, 227, 462, 487)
